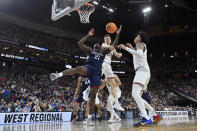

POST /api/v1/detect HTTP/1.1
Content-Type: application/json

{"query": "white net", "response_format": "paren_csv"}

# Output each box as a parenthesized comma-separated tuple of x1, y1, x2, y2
(77, 3, 95, 24)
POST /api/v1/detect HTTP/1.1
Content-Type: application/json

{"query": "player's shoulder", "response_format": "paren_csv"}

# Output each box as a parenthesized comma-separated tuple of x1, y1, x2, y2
(136, 43, 146, 51)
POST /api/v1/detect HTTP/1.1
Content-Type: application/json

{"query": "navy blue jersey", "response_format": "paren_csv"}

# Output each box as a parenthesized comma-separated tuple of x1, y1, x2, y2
(86, 51, 104, 72)
(81, 76, 90, 92)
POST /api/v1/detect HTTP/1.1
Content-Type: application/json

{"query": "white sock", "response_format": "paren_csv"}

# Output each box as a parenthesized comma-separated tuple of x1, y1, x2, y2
(58, 72, 63, 77)
(114, 97, 119, 105)
(143, 99, 157, 116)
(112, 109, 119, 119)
(107, 95, 115, 119)
(132, 84, 149, 120)
(88, 115, 92, 119)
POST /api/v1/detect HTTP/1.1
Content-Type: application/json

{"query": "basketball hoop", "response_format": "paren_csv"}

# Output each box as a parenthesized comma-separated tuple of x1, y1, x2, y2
(77, 3, 95, 24)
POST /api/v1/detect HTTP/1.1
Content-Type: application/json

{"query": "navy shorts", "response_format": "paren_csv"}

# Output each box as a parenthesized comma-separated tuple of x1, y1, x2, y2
(86, 65, 101, 88)
(76, 93, 84, 103)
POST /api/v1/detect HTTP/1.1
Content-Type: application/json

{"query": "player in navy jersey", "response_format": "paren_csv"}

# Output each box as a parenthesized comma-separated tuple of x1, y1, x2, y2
(50, 28, 114, 125)
(72, 76, 90, 124)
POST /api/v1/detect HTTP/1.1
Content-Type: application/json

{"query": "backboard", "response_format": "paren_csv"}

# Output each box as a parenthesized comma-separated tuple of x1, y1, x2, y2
(51, 0, 93, 21)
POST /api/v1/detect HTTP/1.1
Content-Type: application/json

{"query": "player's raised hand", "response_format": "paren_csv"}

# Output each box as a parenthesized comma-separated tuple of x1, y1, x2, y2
(88, 28, 94, 36)
(116, 25, 122, 35)
(117, 44, 126, 50)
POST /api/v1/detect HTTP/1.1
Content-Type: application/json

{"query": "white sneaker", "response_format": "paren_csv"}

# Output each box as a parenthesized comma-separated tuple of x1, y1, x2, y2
(83, 118, 88, 125)
(108, 118, 116, 123)
(50, 73, 59, 81)
(115, 117, 121, 122)
(113, 104, 125, 111)
(87, 117, 94, 126)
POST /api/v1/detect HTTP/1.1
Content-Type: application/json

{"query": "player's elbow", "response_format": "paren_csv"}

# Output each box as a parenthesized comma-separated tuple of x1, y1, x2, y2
(117, 54, 122, 58)
(117, 82, 121, 86)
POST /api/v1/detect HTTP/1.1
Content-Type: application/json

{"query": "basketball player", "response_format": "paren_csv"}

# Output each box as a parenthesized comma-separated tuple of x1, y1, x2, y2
(50, 28, 114, 126)
(117, 32, 162, 127)
(82, 85, 104, 123)
(106, 74, 122, 123)
(72, 76, 90, 124)
(101, 25, 124, 111)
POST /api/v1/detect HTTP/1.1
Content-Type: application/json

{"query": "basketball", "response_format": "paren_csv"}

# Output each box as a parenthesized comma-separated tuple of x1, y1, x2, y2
(106, 22, 117, 34)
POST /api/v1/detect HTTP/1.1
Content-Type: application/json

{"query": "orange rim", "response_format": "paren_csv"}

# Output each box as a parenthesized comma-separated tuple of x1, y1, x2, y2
(77, 3, 95, 13)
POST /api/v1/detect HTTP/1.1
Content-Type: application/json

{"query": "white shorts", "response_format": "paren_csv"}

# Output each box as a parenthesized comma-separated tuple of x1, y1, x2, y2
(95, 96, 100, 105)
(83, 87, 100, 104)
(102, 62, 114, 78)
(83, 87, 90, 102)
(133, 71, 150, 90)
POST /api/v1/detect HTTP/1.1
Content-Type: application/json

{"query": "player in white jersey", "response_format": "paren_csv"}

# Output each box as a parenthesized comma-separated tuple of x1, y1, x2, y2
(106, 74, 122, 123)
(101, 25, 124, 111)
(117, 31, 162, 127)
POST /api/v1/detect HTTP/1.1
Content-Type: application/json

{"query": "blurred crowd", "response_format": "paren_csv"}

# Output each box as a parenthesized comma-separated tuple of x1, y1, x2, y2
(0, 20, 197, 113)
(0, 59, 196, 113)
(0, 63, 75, 113)
(0, 21, 75, 54)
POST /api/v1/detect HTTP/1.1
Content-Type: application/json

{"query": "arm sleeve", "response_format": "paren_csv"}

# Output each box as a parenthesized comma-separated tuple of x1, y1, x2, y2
(125, 47, 143, 56)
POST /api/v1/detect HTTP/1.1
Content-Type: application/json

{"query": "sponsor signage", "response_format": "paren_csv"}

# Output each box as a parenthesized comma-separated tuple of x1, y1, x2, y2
(1, 53, 28, 61)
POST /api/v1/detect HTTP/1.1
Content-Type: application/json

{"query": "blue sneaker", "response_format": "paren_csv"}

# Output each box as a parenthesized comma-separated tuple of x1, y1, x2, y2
(134, 117, 153, 127)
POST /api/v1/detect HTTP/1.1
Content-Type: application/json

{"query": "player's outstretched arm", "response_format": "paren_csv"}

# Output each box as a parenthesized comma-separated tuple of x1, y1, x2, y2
(78, 29, 94, 55)
(126, 43, 135, 50)
(117, 44, 143, 56)
(73, 76, 82, 102)
(113, 25, 122, 47)
(113, 49, 122, 58)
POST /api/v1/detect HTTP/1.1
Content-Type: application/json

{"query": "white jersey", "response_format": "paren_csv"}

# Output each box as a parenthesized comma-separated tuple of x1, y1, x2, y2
(133, 43, 150, 72)
(102, 43, 114, 64)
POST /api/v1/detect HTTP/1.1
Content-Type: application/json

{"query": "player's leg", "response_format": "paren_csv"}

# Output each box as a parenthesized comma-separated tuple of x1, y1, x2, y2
(72, 94, 84, 124)
(107, 95, 114, 122)
(83, 100, 90, 125)
(72, 102, 80, 123)
(132, 83, 152, 126)
(86, 87, 98, 125)
(103, 63, 117, 98)
(88, 87, 98, 115)
(104, 64, 123, 110)
(142, 78, 163, 125)
(50, 66, 87, 81)
(107, 94, 118, 123)
(95, 95, 101, 120)
(113, 87, 125, 111)
(96, 103, 101, 120)
(107, 78, 117, 98)
(85, 101, 89, 118)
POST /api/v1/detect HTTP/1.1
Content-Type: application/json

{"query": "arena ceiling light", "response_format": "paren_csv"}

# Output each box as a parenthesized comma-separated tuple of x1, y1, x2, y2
(142, 7, 151, 13)
(93, 1, 99, 5)
(108, 8, 114, 12)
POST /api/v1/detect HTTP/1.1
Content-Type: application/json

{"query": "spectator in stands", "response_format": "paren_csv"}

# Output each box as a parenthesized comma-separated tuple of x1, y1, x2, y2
(23, 103, 31, 112)
(15, 104, 23, 112)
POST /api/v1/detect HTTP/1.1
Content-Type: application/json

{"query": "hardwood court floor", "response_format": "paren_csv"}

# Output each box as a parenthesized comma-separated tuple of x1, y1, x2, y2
(1, 117, 197, 131)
